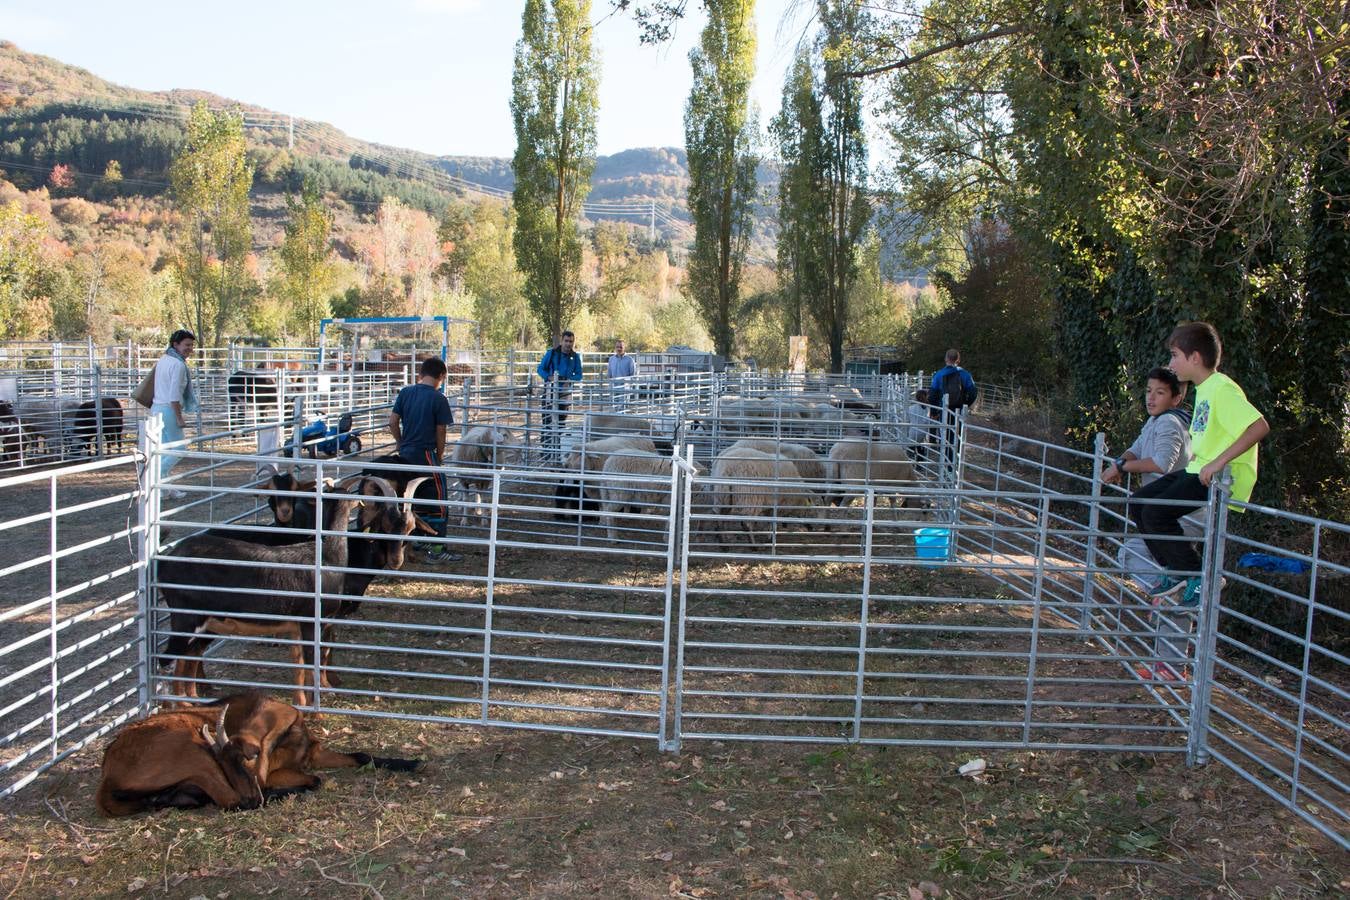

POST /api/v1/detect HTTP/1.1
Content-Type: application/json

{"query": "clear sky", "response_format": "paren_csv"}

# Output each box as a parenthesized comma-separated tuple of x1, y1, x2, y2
(1, 0, 815, 158)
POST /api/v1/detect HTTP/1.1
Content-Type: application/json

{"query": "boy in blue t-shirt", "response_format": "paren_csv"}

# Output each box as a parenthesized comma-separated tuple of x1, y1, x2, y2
(389, 357, 459, 563)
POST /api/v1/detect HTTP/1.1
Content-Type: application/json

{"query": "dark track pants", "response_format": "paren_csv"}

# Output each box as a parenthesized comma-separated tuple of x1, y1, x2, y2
(404, 449, 449, 537)
(1126, 471, 1209, 573)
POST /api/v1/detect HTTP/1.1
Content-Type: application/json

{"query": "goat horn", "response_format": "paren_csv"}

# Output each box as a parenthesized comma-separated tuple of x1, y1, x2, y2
(214, 706, 229, 749)
(402, 477, 430, 500)
(362, 477, 396, 498)
(399, 477, 431, 518)
(334, 474, 365, 493)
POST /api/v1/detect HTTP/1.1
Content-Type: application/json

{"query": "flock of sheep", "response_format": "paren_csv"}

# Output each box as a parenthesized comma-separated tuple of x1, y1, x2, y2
(538, 388, 925, 545)
(151, 384, 931, 703)
(277, 384, 926, 549)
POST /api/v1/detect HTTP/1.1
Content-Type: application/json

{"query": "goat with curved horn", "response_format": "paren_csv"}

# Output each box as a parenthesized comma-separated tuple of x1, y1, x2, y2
(214, 706, 229, 750)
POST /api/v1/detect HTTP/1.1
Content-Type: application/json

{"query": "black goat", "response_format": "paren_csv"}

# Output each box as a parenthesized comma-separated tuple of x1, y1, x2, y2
(364, 453, 446, 525)
(195, 469, 324, 548)
(553, 478, 602, 520)
(319, 476, 431, 685)
(0, 401, 20, 464)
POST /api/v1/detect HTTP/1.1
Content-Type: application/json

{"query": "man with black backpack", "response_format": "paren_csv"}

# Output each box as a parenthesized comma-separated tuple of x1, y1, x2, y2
(928, 349, 977, 469)
(928, 349, 978, 414)
(537, 330, 583, 454)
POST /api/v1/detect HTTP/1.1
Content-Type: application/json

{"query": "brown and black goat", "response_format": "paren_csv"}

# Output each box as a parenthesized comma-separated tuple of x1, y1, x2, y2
(160, 476, 430, 702)
(316, 475, 432, 684)
(95, 691, 420, 817)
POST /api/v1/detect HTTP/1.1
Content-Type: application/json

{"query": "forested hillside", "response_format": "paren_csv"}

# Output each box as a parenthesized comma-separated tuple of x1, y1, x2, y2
(0, 42, 707, 238)
(0, 41, 929, 370)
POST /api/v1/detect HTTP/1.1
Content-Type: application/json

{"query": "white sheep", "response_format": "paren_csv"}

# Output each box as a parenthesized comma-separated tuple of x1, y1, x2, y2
(597, 450, 679, 541)
(709, 446, 820, 544)
(449, 425, 518, 524)
(825, 440, 915, 510)
(555, 435, 659, 517)
(726, 439, 827, 482)
(583, 412, 655, 438)
(562, 434, 657, 472)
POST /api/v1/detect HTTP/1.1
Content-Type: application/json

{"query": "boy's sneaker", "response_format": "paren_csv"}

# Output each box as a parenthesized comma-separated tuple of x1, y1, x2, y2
(421, 546, 462, 563)
(1176, 575, 1229, 607)
(1176, 576, 1203, 607)
(1134, 662, 1190, 682)
(1154, 663, 1189, 682)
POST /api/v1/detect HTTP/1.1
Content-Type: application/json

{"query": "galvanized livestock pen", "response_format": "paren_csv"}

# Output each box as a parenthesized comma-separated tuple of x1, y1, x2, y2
(0, 370, 1343, 850)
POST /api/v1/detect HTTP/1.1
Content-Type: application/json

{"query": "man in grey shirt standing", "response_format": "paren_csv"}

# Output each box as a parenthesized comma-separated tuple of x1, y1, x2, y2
(606, 339, 638, 411)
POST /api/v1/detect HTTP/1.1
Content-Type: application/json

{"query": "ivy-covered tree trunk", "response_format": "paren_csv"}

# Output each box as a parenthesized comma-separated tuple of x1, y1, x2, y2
(1049, 238, 1126, 432)
(1300, 92, 1350, 508)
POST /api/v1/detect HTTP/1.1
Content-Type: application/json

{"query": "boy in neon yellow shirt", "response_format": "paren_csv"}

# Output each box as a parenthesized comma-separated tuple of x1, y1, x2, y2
(1127, 322, 1270, 607)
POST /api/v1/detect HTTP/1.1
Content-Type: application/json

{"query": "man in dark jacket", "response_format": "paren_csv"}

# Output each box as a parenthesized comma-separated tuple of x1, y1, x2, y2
(537, 330, 583, 452)
(928, 349, 978, 414)
(928, 349, 977, 469)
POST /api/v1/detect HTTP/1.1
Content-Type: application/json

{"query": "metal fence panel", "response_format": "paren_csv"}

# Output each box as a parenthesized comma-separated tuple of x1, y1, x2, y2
(0, 456, 148, 798)
(144, 448, 679, 744)
(1197, 502, 1348, 850)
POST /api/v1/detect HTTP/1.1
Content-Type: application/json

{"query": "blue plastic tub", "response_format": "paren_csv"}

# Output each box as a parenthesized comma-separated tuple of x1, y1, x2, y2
(914, 527, 951, 566)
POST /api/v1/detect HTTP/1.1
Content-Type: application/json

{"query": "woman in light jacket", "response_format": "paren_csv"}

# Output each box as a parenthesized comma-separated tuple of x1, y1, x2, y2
(151, 329, 198, 482)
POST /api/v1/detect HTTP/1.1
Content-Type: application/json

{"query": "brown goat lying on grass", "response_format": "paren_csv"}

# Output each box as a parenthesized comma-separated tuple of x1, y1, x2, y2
(95, 691, 421, 817)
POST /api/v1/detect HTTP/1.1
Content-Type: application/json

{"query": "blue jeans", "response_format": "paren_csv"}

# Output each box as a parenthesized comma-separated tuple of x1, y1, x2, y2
(150, 404, 185, 479)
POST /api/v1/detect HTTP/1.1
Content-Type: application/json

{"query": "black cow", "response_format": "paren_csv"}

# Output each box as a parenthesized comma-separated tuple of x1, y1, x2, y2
(226, 370, 280, 425)
(73, 397, 125, 455)
(0, 401, 20, 464)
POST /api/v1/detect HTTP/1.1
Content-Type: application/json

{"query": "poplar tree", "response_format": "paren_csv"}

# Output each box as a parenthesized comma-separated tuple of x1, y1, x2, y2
(511, 0, 599, 345)
(684, 0, 757, 359)
(773, 2, 871, 373)
(814, 0, 871, 373)
(772, 51, 827, 341)
(277, 177, 336, 345)
(169, 102, 254, 347)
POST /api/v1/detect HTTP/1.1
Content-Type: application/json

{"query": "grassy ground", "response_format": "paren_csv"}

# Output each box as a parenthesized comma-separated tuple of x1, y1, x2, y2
(2, 712, 1344, 899)
(2, 450, 1346, 898)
